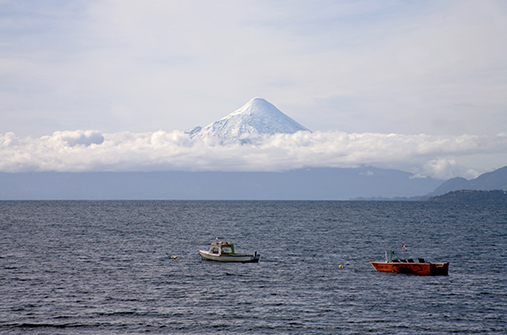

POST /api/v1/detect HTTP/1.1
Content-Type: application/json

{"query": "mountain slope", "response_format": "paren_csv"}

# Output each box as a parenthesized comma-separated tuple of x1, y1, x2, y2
(427, 165, 507, 196)
(187, 98, 310, 144)
(467, 165, 507, 190)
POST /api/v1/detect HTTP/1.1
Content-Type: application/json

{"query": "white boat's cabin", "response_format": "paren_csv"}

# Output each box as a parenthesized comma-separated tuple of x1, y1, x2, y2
(209, 241, 235, 256)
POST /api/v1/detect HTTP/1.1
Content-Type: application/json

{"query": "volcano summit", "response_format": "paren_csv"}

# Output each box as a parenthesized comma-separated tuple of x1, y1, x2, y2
(186, 98, 311, 144)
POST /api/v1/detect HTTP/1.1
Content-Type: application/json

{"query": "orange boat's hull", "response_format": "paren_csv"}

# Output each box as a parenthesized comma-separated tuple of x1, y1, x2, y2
(370, 261, 449, 276)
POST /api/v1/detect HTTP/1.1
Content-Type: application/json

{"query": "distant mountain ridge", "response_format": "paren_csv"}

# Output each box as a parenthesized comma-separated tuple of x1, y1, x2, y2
(351, 165, 507, 201)
(186, 98, 310, 144)
(5, 166, 504, 200)
(427, 165, 507, 197)
(0, 167, 442, 200)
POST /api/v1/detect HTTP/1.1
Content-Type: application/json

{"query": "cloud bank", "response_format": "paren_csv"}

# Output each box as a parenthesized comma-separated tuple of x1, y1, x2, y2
(2, 130, 506, 180)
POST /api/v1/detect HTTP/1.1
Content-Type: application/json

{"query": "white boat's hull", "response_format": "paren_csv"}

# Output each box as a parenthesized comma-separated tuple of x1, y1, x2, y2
(199, 250, 259, 262)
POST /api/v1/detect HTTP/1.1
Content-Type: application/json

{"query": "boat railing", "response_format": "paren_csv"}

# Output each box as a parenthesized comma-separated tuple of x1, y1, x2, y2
(384, 250, 427, 263)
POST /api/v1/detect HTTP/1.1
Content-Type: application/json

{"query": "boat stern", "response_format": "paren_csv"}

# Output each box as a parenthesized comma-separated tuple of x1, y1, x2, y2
(430, 262, 449, 275)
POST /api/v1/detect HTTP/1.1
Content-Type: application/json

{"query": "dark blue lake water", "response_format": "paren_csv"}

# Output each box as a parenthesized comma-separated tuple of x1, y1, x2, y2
(1, 201, 506, 334)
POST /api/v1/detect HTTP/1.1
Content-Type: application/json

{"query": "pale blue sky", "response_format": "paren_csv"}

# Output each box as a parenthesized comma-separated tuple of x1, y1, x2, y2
(1, 0, 506, 177)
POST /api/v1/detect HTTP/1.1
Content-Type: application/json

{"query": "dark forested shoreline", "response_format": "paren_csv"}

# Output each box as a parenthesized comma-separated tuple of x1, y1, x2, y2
(428, 190, 507, 202)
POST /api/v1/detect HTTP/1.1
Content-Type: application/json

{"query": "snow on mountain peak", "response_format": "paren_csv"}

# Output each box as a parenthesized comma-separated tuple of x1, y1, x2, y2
(187, 98, 311, 144)
(230, 97, 279, 116)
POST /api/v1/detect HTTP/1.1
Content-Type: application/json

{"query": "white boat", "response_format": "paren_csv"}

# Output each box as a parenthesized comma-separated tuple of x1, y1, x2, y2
(199, 240, 260, 262)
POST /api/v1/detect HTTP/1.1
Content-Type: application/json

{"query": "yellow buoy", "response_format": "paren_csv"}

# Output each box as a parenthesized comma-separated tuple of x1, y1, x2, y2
(339, 265, 344, 268)
(171, 256, 178, 259)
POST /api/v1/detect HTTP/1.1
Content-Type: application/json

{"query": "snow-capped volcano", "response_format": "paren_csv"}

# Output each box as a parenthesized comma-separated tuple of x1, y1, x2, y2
(186, 98, 310, 144)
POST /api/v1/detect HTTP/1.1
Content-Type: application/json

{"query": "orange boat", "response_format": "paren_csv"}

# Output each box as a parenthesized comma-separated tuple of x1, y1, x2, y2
(370, 250, 449, 276)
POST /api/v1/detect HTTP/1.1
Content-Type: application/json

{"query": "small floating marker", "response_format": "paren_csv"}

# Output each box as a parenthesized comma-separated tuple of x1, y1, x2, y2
(171, 256, 178, 259)
(339, 265, 344, 268)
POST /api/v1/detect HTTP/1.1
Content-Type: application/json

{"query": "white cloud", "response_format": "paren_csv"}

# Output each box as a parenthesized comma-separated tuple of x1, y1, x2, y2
(57, 130, 104, 147)
(1, 130, 506, 179)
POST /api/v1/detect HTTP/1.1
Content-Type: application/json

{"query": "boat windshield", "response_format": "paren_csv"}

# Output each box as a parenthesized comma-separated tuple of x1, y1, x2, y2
(221, 246, 233, 254)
